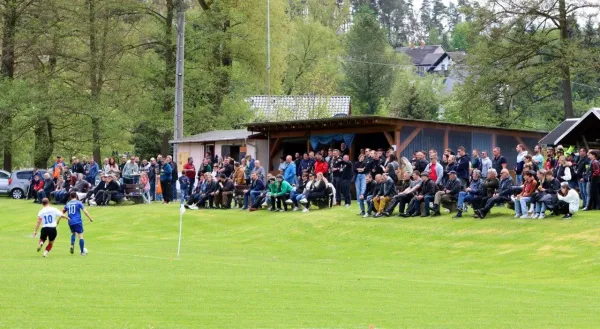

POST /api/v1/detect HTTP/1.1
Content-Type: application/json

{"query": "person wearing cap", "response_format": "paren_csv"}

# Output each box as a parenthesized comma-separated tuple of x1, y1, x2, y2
(405, 171, 437, 217)
(431, 170, 462, 216)
(453, 169, 482, 218)
(554, 182, 580, 219)
(269, 174, 293, 212)
(513, 171, 538, 219)
(214, 173, 234, 209)
(384, 171, 421, 217)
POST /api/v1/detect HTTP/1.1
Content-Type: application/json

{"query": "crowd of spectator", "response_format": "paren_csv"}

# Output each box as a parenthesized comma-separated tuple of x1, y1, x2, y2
(26, 142, 600, 219)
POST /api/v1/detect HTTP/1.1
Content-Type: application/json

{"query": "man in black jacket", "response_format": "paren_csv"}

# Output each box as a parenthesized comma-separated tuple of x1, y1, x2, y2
(475, 169, 514, 219)
(214, 174, 234, 209)
(431, 170, 462, 216)
(168, 155, 178, 201)
(244, 172, 265, 210)
(98, 175, 121, 205)
(373, 174, 397, 218)
(576, 148, 590, 207)
(362, 174, 378, 218)
(406, 171, 437, 217)
(339, 154, 353, 207)
(330, 149, 343, 205)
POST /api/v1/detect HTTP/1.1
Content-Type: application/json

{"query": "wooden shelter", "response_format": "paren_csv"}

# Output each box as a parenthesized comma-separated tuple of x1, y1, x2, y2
(246, 116, 546, 170)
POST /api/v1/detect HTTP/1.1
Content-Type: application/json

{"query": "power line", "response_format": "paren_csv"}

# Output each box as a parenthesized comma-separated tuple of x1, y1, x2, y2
(342, 57, 415, 68)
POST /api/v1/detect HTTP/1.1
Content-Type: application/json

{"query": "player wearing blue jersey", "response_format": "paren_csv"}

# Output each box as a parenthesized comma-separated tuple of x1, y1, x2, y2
(63, 192, 94, 255)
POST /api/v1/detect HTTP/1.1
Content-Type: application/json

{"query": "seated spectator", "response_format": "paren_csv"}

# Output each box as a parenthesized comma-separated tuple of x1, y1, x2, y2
(300, 172, 327, 213)
(37, 173, 55, 204)
(70, 173, 91, 201)
(361, 174, 378, 218)
(405, 171, 437, 217)
(189, 173, 218, 209)
(513, 171, 537, 219)
(384, 171, 420, 217)
(214, 174, 234, 209)
(27, 168, 44, 200)
(453, 169, 482, 218)
(373, 174, 396, 218)
(270, 174, 293, 212)
(553, 182, 580, 219)
(475, 169, 514, 219)
(96, 175, 121, 206)
(287, 173, 309, 211)
(532, 170, 560, 219)
(243, 172, 265, 210)
(471, 168, 499, 210)
(82, 175, 108, 205)
(431, 170, 462, 216)
(50, 176, 66, 203)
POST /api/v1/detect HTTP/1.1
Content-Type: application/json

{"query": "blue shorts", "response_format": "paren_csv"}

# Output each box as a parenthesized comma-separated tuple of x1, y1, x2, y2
(69, 224, 84, 234)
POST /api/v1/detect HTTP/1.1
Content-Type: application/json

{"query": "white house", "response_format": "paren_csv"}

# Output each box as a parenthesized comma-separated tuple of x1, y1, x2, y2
(396, 44, 453, 76)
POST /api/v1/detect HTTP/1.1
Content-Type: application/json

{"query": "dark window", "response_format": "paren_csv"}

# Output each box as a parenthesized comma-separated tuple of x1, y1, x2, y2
(0, 172, 9, 179)
(17, 171, 33, 179)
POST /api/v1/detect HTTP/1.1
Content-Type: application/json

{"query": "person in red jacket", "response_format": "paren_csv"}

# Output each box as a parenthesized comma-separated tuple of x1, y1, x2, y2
(31, 175, 44, 203)
(314, 152, 329, 175)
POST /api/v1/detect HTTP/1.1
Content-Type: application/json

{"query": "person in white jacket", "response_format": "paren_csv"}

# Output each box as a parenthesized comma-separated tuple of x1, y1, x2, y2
(554, 182, 580, 219)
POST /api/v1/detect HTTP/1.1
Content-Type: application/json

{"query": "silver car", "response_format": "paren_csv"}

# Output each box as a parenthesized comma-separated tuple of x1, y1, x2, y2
(0, 170, 9, 195)
(6, 169, 47, 199)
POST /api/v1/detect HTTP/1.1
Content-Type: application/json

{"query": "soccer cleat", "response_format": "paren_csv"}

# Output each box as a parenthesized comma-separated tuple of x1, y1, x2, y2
(70, 245, 74, 254)
(37, 243, 43, 252)
(302, 208, 309, 213)
(81, 252, 87, 256)
(43, 251, 48, 257)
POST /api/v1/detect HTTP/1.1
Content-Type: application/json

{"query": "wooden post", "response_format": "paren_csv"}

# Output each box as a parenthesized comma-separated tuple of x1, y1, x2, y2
(443, 128, 449, 150)
(306, 138, 311, 153)
(395, 128, 401, 158)
(491, 133, 497, 151)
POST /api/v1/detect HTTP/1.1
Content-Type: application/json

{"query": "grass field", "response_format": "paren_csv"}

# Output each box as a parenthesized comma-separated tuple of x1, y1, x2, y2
(1, 198, 600, 329)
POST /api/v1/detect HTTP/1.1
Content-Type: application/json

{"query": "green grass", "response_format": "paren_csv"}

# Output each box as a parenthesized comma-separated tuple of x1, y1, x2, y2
(1, 198, 600, 329)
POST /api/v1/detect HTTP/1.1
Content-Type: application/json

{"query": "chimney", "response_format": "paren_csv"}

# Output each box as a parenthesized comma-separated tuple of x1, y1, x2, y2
(409, 41, 414, 49)
(420, 40, 425, 49)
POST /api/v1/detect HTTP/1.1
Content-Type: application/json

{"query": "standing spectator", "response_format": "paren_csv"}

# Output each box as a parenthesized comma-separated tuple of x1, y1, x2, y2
(299, 153, 312, 177)
(233, 162, 246, 185)
(199, 158, 212, 176)
(455, 146, 470, 188)
(330, 150, 343, 205)
(160, 157, 172, 204)
(71, 157, 85, 175)
(283, 155, 296, 186)
(554, 155, 572, 184)
(340, 142, 349, 156)
(86, 158, 99, 186)
(183, 157, 197, 196)
(118, 155, 128, 175)
(480, 151, 492, 178)
(471, 149, 482, 173)
(339, 154, 353, 207)
(491, 147, 507, 174)
(532, 145, 544, 167)
(140, 171, 151, 204)
(278, 157, 287, 171)
(107, 158, 119, 176)
(413, 151, 429, 173)
(586, 150, 600, 211)
(383, 154, 400, 183)
(576, 148, 589, 209)
(168, 155, 178, 201)
(178, 171, 190, 202)
(424, 155, 443, 185)
(354, 154, 367, 214)
(219, 158, 233, 178)
(314, 153, 328, 175)
(252, 160, 265, 183)
(544, 147, 556, 171)
(122, 156, 139, 184)
(515, 144, 528, 185)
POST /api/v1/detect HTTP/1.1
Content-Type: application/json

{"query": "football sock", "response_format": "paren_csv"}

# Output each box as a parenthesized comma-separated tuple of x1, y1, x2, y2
(71, 234, 76, 246)
(39, 239, 44, 245)
(45, 244, 53, 252)
(79, 239, 85, 253)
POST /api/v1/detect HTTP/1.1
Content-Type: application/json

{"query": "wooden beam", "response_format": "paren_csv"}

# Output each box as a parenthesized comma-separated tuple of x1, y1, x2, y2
(443, 128, 449, 150)
(582, 135, 590, 150)
(398, 127, 422, 154)
(269, 138, 281, 158)
(306, 139, 311, 153)
(395, 128, 401, 158)
(383, 131, 394, 147)
(515, 136, 526, 149)
(491, 133, 497, 151)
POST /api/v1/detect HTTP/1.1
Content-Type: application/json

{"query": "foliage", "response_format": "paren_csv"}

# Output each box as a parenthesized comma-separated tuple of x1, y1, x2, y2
(388, 69, 445, 120)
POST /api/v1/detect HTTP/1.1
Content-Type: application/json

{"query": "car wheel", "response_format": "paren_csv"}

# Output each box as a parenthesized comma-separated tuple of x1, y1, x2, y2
(11, 188, 24, 199)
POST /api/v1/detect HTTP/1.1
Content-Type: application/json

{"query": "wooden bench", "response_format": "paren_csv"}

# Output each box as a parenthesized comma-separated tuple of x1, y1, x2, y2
(124, 184, 145, 204)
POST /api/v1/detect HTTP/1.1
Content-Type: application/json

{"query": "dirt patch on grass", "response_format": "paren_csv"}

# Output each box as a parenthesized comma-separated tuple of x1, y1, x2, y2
(555, 229, 600, 245)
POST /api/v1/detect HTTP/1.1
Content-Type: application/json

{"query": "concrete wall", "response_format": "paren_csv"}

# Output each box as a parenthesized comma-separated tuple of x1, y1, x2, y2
(175, 139, 260, 166)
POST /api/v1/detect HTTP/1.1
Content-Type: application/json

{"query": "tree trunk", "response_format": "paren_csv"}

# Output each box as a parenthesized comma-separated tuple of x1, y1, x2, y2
(558, 0, 574, 118)
(1, 0, 17, 171)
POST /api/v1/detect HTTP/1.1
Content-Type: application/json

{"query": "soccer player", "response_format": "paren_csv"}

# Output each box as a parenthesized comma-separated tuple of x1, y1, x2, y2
(33, 198, 68, 257)
(64, 192, 94, 256)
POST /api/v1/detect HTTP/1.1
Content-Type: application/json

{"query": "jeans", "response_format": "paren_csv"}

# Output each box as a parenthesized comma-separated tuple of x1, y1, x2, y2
(172, 181, 178, 200)
(188, 178, 195, 197)
(366, 195, 374, 214)
(355, 174, 366, 212)
(534, 202, 547, 214)
(516, 174, 523, 186)
(290, 190, 300, 207)
(180, 189, 187, 203)
(423, 195, 434, 215)
(142, 189, 151, 204)
(579, 181, 588, 208)
(514, 197, 531, 216)
(457, 191, 474, 209)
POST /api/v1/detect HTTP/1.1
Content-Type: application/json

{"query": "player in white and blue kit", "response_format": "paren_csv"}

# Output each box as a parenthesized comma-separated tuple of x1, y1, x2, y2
(63, 192, 94, 255)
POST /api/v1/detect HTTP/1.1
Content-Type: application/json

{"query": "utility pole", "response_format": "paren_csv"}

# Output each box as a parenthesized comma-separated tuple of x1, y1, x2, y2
(266, 0, 273, 120)
(173, 0, 186, 166)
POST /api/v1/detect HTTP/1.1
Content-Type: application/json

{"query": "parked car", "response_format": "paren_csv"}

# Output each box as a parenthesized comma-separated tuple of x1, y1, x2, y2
(6, 169, 47, 199)
(0, 170, 10, 195)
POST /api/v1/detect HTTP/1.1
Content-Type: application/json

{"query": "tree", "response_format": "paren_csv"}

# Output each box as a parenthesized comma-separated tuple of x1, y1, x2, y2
(343, 6, 399, 114)
(387, 66, 443, 120)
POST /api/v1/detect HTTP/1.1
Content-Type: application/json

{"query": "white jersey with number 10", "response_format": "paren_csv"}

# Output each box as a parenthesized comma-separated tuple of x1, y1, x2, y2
(37, 207, 63, 228)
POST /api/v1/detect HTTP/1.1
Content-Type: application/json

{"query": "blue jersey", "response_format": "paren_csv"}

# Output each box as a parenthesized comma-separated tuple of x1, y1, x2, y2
(64, 200, 85, 226)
